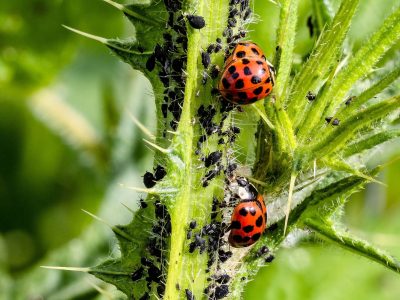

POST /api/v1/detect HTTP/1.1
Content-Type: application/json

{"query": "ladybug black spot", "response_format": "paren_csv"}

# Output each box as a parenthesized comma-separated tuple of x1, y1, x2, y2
(232, 235, 243, 243)
(238, 92, 247, 100)
(253, 86, 263, 95)
(249, 207, 256, 216)
(225, 93, 233, 100)
(256, 216, 263, 227)
(236, 51, 246, 58)
(231, 220, 241, 229)
(187, 15, 206, 29)
(243, 225, 254, 233)
(249, 97, 258, 103)
(251, 47, 259, 55)
(222, 78, 230, 89)
(244, 66, 252, 75)
(256, 60, 263, 65)
(242, 236, 251, 243)
(252, 233, 261, 241)
(239, 207, 248, 216)
(232, 72, 240, 80)
(242, 58, 250, 64)
(235, 79, 244, 89)
(251, 76, 262, 84)
(265, 88, 271, 94)
(228, 65, 236, 74)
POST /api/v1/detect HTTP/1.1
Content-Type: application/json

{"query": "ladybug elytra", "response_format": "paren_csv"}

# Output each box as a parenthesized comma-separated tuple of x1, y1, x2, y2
(228, 177, 267, 248)
(218, 42, 275, 105)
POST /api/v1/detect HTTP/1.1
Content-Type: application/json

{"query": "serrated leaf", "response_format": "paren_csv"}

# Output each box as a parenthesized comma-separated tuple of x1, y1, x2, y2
(337, 65, 400, 121)
(342, 129, 400, 157)
(310, 96, 400, 158)
(287, 0, 359, 126)
(311, 0, 334, 37)
(304, 218, 400, 273)
(301, 5, 400, 141)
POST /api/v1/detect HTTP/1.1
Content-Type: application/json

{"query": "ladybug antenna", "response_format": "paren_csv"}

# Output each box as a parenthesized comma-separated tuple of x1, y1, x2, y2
(283, 173, 297, 235)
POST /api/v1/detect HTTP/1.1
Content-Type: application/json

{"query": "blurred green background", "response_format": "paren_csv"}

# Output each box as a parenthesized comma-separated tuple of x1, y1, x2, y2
(0, 0, 399, 299)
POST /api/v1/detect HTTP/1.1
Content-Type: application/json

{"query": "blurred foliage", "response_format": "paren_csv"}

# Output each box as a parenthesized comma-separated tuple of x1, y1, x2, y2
(0, 0, 399, 299)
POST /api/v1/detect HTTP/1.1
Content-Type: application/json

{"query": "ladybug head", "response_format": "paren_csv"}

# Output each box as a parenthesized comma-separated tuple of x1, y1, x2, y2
(230, 177, 258, 201)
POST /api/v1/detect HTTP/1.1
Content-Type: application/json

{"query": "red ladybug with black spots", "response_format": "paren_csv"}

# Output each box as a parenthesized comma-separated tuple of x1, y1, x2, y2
(228, 177, 267, 247)
(218, 42, 275, 105)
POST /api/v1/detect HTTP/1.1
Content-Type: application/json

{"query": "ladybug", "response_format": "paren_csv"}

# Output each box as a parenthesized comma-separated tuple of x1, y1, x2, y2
(227, 177, 267, 247)
(218, 42, 275, 105)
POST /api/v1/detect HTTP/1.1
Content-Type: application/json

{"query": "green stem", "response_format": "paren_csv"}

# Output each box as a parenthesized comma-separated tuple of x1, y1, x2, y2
(163, 1, 229, 298)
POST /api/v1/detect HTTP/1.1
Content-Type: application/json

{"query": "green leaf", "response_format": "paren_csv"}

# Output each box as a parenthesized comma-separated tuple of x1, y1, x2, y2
(300, 5, 400, 141)
(310, 96, 400, 159)
(342, 129, 400, 157)
(287, 0, 359, 127)
(324, 6, 400, 116)
(311, 0, 334, 37)
(274, 0, 299, 100)
(304, 218, 400, 274)
(337, 65, 400, 121)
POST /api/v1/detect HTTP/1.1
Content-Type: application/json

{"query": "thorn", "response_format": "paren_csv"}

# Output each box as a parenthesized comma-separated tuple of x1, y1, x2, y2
(82, 209, 135, 242)
(313, 159, 317, 179)
(82, 209, 111, 226)
(101, 0, 161, 26)
(85, 279, 114, 300)
(127, 111, 155, 140)
(252, 104, 275, 130)
(166, 130, 179, 135)
(62, 25, 107, 44)
(121, 202, 135, 214)
(119, 183, 177, 194)
(356, 172, 387, 187)
(143, 139, 170, 154)
(62, 25, 151, 55)
(284, 173, 297, 235)
(41, 266, 90, 272)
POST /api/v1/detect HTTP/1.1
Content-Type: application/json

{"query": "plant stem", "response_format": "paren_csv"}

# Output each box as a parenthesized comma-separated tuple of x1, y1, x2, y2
(163, 1, 229, 298)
